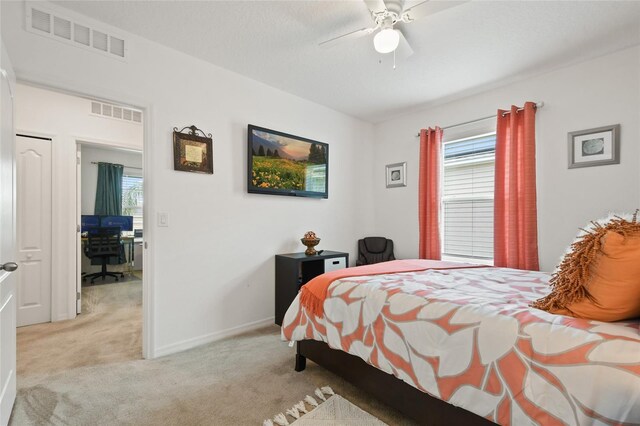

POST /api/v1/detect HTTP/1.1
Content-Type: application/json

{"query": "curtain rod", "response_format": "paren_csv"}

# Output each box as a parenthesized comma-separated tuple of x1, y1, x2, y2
(90, 161, 142, 170)
(415, 102, 544, 137)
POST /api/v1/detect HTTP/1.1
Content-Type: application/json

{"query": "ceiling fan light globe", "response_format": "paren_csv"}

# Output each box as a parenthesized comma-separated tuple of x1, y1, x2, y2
(373, 28, 400, 53)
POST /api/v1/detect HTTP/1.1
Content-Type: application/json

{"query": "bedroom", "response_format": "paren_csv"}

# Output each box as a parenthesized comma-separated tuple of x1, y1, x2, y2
(0, 1, 638, 425)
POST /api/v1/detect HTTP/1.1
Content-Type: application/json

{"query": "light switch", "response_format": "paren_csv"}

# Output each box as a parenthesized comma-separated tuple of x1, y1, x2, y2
(158, 212, 169, 227)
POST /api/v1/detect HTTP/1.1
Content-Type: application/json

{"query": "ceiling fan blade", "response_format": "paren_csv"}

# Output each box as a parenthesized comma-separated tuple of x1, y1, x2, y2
(363, 0, 387, 14)
(395, 29, 414, 60)
(402, 0, 468, 22)
(319, 27, 376, 49)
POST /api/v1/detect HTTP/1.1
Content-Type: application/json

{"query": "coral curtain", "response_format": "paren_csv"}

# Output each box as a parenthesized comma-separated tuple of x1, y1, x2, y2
(419, 127, 443, 260)
(94, 162, 123, 216)
(494, 102, 539, 270)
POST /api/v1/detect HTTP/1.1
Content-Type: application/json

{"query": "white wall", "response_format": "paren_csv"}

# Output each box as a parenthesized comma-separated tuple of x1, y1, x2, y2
(373, 46, 640, 272)
(14, 83, 143, 322)
(80, 145, 142, 215)
(1, 2, 375, 356)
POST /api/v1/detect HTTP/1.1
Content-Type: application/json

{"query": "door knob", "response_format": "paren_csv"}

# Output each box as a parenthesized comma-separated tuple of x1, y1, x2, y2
(0, 262, 18, 272)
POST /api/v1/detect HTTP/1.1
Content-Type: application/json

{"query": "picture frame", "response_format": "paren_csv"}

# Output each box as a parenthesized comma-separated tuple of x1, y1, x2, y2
(173, 125, 214, 174)
(386, 162, 407, 188)
(568, 124, 620, 169)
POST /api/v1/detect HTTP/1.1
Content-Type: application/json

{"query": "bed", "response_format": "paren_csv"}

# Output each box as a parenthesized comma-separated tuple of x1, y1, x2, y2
(281, 261, 640, 425)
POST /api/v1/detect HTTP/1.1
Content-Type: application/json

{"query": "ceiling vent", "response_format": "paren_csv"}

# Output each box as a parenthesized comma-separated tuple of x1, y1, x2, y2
(90, 101, 143, 124)
(25, 3, 127, 60)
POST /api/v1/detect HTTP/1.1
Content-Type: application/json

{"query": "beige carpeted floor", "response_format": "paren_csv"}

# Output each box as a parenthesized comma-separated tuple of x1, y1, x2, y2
(10, 279, 415, 425)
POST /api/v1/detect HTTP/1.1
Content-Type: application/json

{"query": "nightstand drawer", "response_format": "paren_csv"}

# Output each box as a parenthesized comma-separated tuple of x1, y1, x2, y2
(324, 257, 346, 272)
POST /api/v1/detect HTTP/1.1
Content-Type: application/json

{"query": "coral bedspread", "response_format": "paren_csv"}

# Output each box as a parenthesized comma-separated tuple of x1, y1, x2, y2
(281, 264, 640, 426)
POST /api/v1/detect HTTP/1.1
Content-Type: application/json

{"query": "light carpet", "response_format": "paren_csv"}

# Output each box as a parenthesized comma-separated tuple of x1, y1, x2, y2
(11, 280, 415, 425)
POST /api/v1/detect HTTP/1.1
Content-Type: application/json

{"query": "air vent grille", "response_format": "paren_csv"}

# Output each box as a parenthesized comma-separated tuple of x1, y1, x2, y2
(31, 8, 51, 33)
(110, 36, 125, 57)
(53, 16, 71, 40)
(74, 23, 90, 46)
(90, 100, 142, 125)
(92, 30, 108, 51)
(26, 5, 127, 61)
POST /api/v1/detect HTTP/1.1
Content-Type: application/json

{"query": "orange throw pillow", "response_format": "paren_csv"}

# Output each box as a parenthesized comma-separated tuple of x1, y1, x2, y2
(531, 212, 640, 322)
(551, 231, 640, 321)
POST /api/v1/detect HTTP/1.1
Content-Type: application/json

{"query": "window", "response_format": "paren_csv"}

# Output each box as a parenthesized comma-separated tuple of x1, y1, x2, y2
(122, 174, 143, 230)
(442, 133, 496, 263)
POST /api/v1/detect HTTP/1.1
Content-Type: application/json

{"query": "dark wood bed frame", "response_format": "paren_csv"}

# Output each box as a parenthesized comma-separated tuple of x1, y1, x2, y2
(295, 339, 495, 425)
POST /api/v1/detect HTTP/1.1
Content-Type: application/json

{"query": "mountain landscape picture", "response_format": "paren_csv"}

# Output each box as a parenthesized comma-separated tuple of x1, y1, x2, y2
(250, 128, 327, 194)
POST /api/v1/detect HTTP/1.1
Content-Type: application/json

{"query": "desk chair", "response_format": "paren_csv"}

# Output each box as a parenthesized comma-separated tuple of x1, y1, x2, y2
(356, 237, 395, 266)
(83, 227, 125, 283)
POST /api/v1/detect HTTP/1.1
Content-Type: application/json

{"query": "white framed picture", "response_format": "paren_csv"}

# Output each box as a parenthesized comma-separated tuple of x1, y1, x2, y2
(386, 162, 406, 188)
(568, 124, 620, 169)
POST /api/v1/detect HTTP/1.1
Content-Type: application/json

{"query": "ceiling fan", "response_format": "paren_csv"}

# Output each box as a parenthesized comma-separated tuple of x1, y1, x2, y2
(320, 0, 467, 58)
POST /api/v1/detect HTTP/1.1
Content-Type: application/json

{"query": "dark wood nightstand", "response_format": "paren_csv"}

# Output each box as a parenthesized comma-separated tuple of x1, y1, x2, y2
(275, 251, 349, 326)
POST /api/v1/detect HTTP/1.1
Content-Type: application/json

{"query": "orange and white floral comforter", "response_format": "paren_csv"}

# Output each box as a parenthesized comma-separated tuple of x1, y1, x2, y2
(281, 266, 640, 425)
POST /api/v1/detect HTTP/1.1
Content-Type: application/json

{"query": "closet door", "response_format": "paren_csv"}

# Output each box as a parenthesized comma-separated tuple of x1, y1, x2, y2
(16, 135, 52, 327)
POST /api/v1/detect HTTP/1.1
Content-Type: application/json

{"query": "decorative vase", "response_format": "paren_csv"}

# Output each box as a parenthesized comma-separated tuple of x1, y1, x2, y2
(301, 231, 320, 255)
(301, 238, 320, 256)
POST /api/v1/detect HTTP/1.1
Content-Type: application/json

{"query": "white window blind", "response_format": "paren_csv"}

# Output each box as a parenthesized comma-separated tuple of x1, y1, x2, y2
(122, 175, 143, 230)
(442, 134, 496, 261)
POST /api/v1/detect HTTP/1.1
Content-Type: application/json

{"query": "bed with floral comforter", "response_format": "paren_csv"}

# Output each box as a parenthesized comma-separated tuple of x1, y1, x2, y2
(282, 265, 640, 425)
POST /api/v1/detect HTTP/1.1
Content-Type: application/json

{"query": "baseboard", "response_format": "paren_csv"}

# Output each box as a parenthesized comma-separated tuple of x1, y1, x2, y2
(153, 316, 276, 358)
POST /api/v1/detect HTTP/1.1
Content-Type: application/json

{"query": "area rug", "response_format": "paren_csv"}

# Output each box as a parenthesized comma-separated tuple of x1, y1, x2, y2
(263, 386, 388, 425)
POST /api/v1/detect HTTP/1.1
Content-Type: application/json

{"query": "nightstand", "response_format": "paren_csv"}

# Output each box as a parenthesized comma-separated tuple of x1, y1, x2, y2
(275, 251, 349, 326)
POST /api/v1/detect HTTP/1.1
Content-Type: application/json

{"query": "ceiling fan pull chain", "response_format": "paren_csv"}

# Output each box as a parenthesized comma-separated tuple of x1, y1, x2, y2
(393, 49, 396, 70)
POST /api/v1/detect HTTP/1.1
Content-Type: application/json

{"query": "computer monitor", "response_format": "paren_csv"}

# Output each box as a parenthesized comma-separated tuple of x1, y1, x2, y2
(81, 215, 101, 233)
(101, 215, 134, 231)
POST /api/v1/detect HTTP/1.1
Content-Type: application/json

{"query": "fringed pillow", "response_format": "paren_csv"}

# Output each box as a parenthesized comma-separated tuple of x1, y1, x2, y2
(531, 211, 640, 321)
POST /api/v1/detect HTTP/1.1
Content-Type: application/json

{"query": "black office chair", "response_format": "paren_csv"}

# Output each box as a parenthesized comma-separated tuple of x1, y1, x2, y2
(356, 237, 396, 266)
(83, 227, 125, 283)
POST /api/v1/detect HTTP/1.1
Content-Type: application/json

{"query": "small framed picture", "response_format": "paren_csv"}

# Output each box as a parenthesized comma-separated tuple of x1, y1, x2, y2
(386, 162, 407, 188)
(568, 124, 620, 169)
(173, 125, 213, 174)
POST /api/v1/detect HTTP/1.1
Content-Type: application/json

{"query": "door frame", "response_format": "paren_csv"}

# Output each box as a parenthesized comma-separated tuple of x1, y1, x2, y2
(75, 140, 143, 316)
(14, 80, 155, 359)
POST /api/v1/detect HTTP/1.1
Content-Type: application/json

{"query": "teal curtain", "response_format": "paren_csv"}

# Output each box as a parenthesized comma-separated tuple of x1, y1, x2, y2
(94, 163, 123, 216)
(93, 162, 125, 265)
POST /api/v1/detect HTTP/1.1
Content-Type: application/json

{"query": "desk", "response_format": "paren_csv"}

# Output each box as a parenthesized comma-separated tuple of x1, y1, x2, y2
(81, 236, 139, 275)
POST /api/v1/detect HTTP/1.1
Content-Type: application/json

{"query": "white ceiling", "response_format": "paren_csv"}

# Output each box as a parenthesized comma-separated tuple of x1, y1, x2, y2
(52, 0, 640, 123)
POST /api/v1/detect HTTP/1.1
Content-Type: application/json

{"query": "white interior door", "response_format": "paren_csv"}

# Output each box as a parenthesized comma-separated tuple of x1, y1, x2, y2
(0, 42, 18, 426)
(16, 135, 52, 327)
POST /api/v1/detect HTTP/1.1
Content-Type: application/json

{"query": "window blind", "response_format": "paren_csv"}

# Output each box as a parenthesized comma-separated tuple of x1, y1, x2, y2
(442, 134, 496, 260)
(122, 175, 143, 230)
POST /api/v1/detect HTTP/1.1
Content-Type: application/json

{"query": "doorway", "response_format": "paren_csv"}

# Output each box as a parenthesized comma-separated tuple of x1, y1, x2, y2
(77, 143, 144, 319)
(13, 84, 149, 374)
